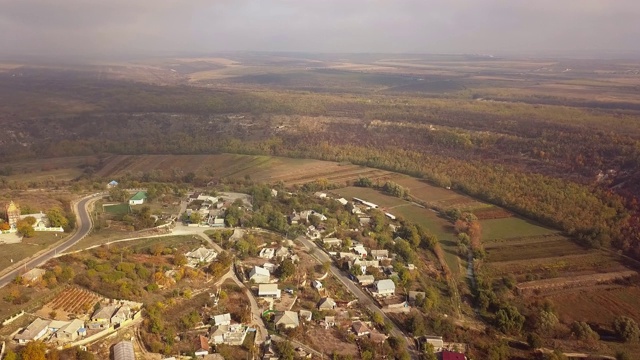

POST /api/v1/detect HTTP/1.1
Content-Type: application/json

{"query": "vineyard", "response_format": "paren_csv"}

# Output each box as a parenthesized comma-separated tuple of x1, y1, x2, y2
(45, 286, 103, 315)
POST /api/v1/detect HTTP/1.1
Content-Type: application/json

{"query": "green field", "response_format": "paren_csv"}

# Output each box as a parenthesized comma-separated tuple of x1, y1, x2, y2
(480, 217, 558, 241)
(104, 203, 130, 215)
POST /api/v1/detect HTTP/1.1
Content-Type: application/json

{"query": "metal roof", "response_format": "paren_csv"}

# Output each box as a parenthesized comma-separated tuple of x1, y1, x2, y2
(113, 341, 135, 360)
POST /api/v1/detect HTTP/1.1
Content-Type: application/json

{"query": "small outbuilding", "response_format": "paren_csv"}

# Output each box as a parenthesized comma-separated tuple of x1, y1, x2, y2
(113, 341, 135, 360)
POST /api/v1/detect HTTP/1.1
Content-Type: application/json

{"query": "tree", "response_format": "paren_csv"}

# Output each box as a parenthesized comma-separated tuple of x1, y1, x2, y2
(571, 321, 599, 341)
(23, 216, 37, 226)
(496, 305, 525, 335)
(526, 332, 542, 349)
(613, 316, 640, 343)
(190, 211, 203, 224)
(4, 350, 17, 360)
(0, 221, 10, 231)
(173, 253, 188, 266)
(21, 340, 47, 360)
(17, 219, 35, 237)
(46, 208, 69, 228)
(278, 259, 296, 280)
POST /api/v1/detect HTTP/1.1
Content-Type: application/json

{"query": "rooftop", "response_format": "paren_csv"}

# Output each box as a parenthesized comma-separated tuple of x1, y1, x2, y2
(129, 191, 147, 201)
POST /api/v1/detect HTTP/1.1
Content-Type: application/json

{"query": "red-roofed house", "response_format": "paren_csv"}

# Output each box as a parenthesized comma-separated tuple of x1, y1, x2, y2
(441, 350, 466, 360)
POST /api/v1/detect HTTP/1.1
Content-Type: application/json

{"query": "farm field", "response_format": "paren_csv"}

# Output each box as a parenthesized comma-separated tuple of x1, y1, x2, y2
(1, 156, 98, 183)
(549, 285, 640, 325)
(480, 217, 558, 241)
(93, 154, 398, 186)
(394, 177, 489, 211)
(36, 286, 103, 320)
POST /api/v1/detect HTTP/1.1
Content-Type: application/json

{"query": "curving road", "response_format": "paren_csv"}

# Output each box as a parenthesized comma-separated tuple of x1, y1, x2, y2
(0, 194, 100, 288)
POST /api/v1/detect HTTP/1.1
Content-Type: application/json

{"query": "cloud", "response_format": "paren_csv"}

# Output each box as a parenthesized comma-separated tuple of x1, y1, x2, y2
(0, 0, 638, 58)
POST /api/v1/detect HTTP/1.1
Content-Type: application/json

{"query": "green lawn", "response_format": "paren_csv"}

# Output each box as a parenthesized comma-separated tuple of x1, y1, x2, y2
(480, 217, 558, 241)
(103, 203, 130, 215)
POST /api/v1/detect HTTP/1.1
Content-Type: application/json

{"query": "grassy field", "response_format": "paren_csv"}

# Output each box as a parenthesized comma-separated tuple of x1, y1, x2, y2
(111, 235, 204, 254)
(480, 217, 558, 241)
(103, 203, 130, 215)
(0, 232, 64, 272)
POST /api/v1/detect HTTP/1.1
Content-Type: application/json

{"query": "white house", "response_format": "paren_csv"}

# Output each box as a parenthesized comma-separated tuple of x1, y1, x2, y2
(317, 297, 336, 311)
(336, 198, 348, 206)
(249, 266, 271, 284)
(185, 247, 218, 267)
(374, 279, 396, 297)
(274, 311, 299, 329)
(259, 248, 276, 259)
(371, 249, 389, 260)
(322, 238, 342, 247)
(356, 275, 375, 286)
(352, 245, 368, 257)
(213, 313, 232, 326)
(129, 191, 147, 205)
(56, 319, 85, 342)
(312, 280, 323, 289)
(14, 318, 50, 344)
(258, 284, 281, 299)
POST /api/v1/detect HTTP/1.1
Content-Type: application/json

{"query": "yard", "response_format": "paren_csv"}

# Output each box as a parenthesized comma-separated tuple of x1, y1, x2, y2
(0, 232, 65, 271)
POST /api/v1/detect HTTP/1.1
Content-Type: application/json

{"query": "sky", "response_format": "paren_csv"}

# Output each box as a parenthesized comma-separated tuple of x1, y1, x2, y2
(1, 0, 639, 59)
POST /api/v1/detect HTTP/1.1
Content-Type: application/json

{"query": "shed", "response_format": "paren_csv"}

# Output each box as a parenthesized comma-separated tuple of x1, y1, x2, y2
(356, 275, 375, 286)
(213, 313, 231, 326)
(113, 341, 135, 360)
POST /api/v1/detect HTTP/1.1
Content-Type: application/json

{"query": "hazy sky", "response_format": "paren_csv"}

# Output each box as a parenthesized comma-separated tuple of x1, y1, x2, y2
(1, 0, 639, 58)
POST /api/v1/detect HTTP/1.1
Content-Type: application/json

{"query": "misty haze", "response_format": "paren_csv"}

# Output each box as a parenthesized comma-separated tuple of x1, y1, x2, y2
(0, 1, 640, 360)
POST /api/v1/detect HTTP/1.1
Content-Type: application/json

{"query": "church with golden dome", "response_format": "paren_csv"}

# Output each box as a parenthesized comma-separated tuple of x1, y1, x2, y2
(5, 201, 21, 229)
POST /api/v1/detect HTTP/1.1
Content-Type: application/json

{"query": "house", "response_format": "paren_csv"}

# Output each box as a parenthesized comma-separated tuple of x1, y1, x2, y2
(351, 321, 371, 337)
(371, 249, 389, 260)
(351, 259, 379, 274)
(14, 318, 50, 344)
(195, 335, 210, 357)
(339, 252, 359, 261)
(188, 193, 201, 203)
(317, 297, 336, 310)
(56, 319, 85, 342)
(441, 350, 466, 360)
(259, 248, 276, 259)
(258, 284, 281, 299)
(263, 262, 277, 273)
(250, 266, 271, 284)
(374, 279, 396, 297)
(210, 217, 225, 227)
(107, 180, 119, 188)
(300, 210, 327, 222)
(423, 336, 444, 351)
(21, 268, 46, 284)
(299, 310, 312, 322)
(324, 316, 336, 327)
(113, 341, 135, 360)
(336, 198, 348, 206)
(186, 247, 218, 265)
(356, 275, 375, 286)
(274, 311, 299, 329)
(275, 247, 290, 260)
(352, 245, 368, 257)
(312, 280, 323, 289)
(91, 305, 117, 328)
(322, 237, 342, 247)
(111, 306, 131, 325)
(213, 313, 231, 326)
(288, 211, 302, 225)
(129, 191, 147, 205)
(210, 324, 248, 346)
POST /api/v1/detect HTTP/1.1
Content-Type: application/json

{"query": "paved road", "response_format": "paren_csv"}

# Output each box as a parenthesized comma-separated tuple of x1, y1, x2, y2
(296, 236, 417, 355)
(0, 194, 101, 288)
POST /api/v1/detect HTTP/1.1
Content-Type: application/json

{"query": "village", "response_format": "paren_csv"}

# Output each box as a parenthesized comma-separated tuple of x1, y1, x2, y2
(0, 182, 468, 360)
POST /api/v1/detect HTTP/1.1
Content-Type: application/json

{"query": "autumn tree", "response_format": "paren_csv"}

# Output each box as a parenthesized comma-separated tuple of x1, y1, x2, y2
(614, 316, 640, 343)
(17, 219, 35, 237)
(46, 208, 69, 228)
(21, 340, 47, 360)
